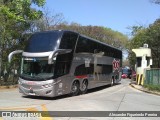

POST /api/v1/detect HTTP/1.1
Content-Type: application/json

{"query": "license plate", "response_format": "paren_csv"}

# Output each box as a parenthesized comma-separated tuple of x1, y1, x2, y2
(29, 93, 35, 95)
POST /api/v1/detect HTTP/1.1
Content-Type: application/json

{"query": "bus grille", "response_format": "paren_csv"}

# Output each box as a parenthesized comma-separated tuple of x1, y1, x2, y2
(21, 83, 42, 90)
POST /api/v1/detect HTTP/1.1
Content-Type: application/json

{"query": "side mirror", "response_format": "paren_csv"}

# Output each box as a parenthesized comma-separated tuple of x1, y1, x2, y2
(48, 49, 72, 64)
(8, 50, 23, 63)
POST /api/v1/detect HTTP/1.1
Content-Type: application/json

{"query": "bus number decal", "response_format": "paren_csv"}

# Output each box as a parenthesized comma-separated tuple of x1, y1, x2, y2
(112, 59, 120, 71)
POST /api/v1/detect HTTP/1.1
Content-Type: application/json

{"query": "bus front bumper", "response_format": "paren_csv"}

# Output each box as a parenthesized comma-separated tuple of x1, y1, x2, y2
(19, 85, 55, 97)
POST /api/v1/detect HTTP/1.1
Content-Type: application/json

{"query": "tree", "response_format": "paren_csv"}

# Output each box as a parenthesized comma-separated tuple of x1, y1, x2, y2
(0, 0, 45, 78)
(30, 7, 65, 32)
(151, 0, 160, 4)
(145, 19, 160, 67)
(128, 19, 160, 67)
(128, 27, 149, 67)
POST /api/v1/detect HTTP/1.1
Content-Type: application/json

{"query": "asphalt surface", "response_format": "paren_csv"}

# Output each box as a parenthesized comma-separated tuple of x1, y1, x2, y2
(0, 79, 160, 120)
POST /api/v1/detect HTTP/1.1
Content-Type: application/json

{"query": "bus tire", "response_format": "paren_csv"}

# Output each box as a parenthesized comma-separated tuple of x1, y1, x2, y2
(70, 80, 80, 96)
(80, 80, 88, 94)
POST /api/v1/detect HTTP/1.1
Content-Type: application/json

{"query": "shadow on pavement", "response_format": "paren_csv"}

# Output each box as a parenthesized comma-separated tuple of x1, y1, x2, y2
(22, 83, 121, 100)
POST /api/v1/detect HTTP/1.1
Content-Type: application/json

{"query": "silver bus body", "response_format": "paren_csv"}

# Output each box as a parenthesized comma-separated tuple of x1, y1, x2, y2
(9, 30, 122, 97)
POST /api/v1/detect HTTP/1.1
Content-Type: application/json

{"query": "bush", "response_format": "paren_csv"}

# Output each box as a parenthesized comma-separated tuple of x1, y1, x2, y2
(143, 84, 160, 92)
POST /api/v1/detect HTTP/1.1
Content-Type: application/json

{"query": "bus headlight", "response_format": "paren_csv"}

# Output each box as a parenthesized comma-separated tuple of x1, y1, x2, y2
(42, 83, 53, 88)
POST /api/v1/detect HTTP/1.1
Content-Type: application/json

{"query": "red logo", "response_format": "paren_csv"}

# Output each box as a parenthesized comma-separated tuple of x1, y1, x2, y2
(27, 81, 35, 85)
(112, 59, 120, 71)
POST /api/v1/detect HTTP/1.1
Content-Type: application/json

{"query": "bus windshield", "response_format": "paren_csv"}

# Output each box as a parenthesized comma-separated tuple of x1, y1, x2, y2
(21, 58, 55, 80)
(24, 31, 61, 52)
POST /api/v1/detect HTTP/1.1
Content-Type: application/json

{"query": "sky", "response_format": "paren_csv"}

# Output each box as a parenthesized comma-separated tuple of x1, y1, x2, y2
(41, 0, 160, 36)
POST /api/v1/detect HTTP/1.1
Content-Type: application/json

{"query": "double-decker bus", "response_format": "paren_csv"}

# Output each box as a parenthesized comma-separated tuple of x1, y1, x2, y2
(8, 30, 122, 97)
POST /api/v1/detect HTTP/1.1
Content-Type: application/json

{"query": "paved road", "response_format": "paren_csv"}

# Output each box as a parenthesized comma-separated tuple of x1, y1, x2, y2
(0, 79, 160, 120)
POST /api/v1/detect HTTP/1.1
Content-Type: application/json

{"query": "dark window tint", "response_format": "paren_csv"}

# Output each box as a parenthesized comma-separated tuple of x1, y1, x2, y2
(54, 53, 73, 77)
(76, 36, 89, 53)
(97, 64, 113, 74)
(89, 40, 98, 53)
(54, 61, 71, 77)
(96, 43, 122, 59)
(137, 57, 142, 67)
(74, 64, 94, 76)
(59, 32, 78, 51)
(76, 36, 99, 53)
(25, 31, 61, 52)
(75, 35, 122, 59)
(103, 46, 122, 59)
(146, 57, 150, 66)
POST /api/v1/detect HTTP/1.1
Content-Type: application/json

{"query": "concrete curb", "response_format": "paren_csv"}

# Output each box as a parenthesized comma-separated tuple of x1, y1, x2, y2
(130, 83, 160, 96)
(0, 84, 18, 89)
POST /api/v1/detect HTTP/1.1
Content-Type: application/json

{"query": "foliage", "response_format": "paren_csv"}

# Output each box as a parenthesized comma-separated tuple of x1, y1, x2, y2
(30, 7, 65, 32)
(151, 0, 160, 4)
(0, 0, 45, 78)
(144, 84, 160, 92)
(0, 0, 45, 44)
(128, 19, 160, 67)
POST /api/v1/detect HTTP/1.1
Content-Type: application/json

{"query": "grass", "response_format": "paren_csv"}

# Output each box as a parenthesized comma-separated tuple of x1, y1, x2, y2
(143, 84, 160, 92)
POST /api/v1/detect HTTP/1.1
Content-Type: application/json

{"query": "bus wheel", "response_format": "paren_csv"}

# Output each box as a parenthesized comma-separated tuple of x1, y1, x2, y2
(71, 81, 80, 96)
(80, 80, 88, 94)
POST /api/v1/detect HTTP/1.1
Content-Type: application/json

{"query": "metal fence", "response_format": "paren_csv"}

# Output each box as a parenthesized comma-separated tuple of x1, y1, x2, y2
(145, 68, 160, 85)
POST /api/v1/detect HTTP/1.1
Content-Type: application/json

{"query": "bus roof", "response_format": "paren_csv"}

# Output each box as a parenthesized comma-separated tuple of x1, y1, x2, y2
(31, 30, 122, 52)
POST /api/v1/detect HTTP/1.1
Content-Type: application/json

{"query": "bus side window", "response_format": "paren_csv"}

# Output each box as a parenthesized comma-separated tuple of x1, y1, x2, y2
(59, 32, 78, 51)
(55, 61, 71, 76)
(74, 64, 94, 76)
(54, 54, 72, 77)
(76, 36, 87, 53)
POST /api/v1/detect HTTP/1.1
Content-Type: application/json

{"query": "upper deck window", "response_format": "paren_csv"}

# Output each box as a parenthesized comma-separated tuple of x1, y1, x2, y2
(59, 32, 78, 51)
(25, 31, 61, 52)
